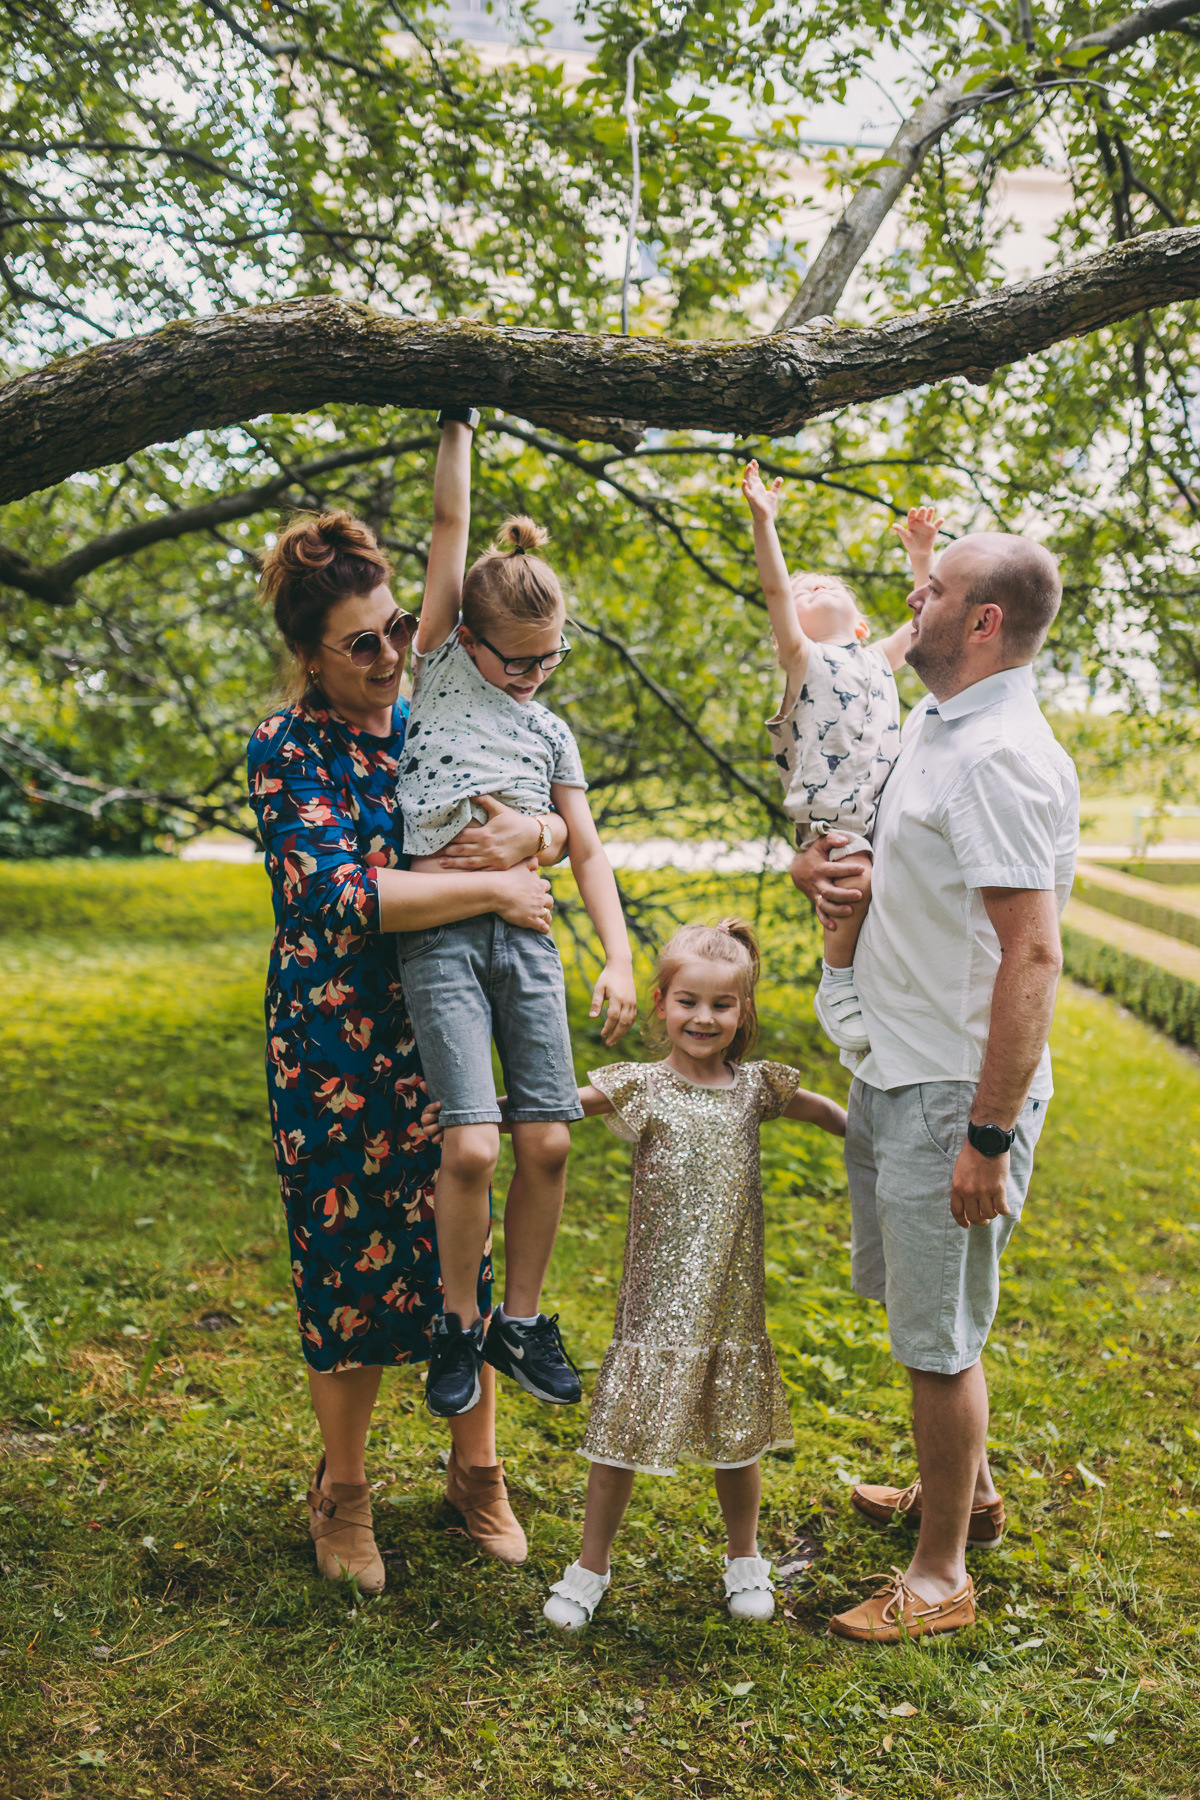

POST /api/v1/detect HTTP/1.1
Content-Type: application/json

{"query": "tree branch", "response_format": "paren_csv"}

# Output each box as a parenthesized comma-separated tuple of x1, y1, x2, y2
(0, 436, 437, 602)
(4, 229, 1200, 503)
(771, 0, 1200, 331)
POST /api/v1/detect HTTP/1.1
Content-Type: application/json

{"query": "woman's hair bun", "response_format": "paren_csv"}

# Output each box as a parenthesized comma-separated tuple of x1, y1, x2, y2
(269, 510, 373, 577)
(258, 510, 391, 699)
(494, 515, 549, 556)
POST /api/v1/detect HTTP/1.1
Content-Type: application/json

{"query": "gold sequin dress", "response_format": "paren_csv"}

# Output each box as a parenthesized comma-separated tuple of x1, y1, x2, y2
(580, 1059, 803, 1476)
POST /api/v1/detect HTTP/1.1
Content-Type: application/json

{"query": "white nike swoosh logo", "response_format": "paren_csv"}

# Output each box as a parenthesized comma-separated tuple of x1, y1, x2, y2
(501, 1331, 524, 1360)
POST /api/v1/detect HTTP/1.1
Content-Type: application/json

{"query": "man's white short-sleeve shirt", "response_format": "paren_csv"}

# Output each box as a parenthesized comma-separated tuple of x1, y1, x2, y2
(853, 664, 1079, 1100)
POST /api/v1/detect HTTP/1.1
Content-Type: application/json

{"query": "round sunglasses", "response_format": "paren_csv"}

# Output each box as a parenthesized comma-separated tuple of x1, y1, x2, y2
(321, 611, 419, 668)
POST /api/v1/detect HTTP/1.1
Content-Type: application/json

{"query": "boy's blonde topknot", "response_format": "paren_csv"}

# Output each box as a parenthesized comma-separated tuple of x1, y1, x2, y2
(462, 514, 563, 636)
(648, 917, 761, 1064)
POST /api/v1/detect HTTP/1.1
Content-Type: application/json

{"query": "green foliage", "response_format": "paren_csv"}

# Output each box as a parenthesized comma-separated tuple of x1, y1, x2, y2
(3, 868, 1200, 1794)
(1, 2, 1199, 840)
(1062, 922, 1200, 1046)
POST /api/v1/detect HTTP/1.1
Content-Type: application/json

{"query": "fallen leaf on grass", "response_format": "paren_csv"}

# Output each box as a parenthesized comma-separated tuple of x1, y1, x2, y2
(77, 1750, 106, 1767)
(1013, 1638, 1045, 1652)
(880, 1735, 893, 1753)
(889, 1702, 918, 1718)
(1076, 1463, 1105, 1490)
(725, 1681, 754, 1697)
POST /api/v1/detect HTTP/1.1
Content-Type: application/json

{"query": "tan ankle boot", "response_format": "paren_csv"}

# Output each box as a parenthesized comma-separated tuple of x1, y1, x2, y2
(445, 1450, 527, 1566)
(306, 1456, 385, 1594)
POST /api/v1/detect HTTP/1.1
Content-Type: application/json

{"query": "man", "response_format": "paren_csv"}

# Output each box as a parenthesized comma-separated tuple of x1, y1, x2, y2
(791, 531, 1079, 1643)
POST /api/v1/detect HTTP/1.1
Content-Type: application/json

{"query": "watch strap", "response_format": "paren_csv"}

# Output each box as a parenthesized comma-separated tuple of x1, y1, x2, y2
(436, 406, 481, 429)
(967, 1120, 1016, 1158)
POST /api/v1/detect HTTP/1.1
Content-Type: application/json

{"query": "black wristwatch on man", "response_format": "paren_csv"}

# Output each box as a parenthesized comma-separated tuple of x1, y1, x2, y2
(437, 406, 481, 429)
(967, 1120, 1016, 1158)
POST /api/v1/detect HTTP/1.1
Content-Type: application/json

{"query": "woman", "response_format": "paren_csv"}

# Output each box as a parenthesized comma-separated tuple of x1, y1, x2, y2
(248, 463, 568, 1593)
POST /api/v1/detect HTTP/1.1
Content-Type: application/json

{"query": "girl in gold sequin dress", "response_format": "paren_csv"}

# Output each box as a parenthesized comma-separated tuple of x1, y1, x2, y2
(543, 920, 847, 1630)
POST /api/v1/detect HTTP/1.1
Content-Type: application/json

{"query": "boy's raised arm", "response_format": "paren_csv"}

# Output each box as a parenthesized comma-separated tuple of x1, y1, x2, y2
(741, 460, 809, 681)
(416, 414, 477, 656)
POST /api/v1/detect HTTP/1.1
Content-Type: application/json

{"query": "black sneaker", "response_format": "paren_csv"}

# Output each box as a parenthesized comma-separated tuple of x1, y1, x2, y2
(483, 1312, 582, 1406)
(425, 1312, 485, 1417)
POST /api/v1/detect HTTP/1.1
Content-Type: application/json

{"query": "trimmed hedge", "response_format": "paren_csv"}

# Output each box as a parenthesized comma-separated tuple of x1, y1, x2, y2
(1062, 924, 1200, 1047)
(1113, 860, 1200, 887)
(1074, 874, 1200, 950)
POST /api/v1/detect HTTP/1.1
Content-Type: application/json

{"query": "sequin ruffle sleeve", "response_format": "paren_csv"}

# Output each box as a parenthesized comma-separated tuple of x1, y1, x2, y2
(754, 1061, 808, 1121)
(587, 1062, 653, 1145)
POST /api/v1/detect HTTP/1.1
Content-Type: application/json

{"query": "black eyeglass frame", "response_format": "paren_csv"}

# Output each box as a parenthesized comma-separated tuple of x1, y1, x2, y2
(321, 611, 419, 668)
(472, 632, 573, 677)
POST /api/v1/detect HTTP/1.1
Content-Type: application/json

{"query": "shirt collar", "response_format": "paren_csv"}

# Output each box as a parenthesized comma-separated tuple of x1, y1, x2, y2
(927, 663, 1034, 722)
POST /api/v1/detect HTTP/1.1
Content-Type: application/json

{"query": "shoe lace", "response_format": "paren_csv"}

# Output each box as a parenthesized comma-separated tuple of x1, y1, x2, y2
(867, 1565, 961, 1623)
(533, 1312, 581, 1378)
(894, 1480, 921, 1515)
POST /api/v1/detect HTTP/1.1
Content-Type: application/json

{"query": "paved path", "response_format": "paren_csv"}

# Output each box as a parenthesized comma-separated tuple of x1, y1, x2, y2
(1063, 897, 1200, 984)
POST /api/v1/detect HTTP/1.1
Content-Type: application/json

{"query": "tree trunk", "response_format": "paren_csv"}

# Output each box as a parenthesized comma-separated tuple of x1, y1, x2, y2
(2, 227, 1200, 504)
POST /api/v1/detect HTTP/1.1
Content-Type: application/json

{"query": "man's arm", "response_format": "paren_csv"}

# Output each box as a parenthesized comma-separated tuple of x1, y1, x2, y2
(790, 835, 872, 933)
(950, 886, 1063, 1229)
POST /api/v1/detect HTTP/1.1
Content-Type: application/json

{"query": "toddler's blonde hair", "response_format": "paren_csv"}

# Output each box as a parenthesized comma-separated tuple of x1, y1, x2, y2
(647, 917, 761, 1063)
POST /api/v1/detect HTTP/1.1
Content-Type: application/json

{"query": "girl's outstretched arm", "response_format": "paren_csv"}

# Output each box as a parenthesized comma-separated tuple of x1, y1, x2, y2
(416, 416, 476, 656)
(782, 1088, 848, 1137)
(551, 783, 637, 1047)
(742, 460, 809, 684)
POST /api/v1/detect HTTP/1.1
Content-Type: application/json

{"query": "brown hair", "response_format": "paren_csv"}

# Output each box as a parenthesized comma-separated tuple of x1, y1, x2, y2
(648, 917, 761, 1063)
(962, 535, 1062, 658)
(461, 516, 564, 638)
(258, 511, 391, 698)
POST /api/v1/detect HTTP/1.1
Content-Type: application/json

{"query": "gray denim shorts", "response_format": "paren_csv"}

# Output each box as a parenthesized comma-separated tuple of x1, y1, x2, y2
(844, 1078, 1047, 1375)
(394, 913, 584, 1131)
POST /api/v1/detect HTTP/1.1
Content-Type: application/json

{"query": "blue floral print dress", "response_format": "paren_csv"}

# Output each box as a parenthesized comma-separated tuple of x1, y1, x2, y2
(247, 695, 490, 1374)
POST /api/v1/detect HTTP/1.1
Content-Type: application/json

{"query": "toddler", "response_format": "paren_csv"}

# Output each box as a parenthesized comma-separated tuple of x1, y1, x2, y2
(395, 410, 637, 1419)
(742, 461, 941, 1050)
(540, 919, 846, 1628)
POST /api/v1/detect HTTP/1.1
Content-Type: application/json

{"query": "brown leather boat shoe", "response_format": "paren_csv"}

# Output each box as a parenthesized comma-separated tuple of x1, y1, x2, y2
(306, 1455, 385, 1594)
(851, 1480, 1006, 1549)
(445, 1449, 527, 1566)
(829, 1568, 976, 1644)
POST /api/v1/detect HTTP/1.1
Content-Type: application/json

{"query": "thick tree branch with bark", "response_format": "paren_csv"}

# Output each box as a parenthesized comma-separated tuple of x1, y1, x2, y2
(3, 226, 1200, 504)
(771, 0, 1200, 332)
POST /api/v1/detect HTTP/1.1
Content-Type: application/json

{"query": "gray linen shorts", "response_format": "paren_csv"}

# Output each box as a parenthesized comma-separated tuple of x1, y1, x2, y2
(395, 913, 584, 1130)
(844, 1078, 1047, 1375)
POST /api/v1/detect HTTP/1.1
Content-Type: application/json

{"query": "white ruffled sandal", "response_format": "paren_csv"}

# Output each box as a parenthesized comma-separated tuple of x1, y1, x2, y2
(543, 1560, 610, 1631)
(724, 1554, 775, 1621)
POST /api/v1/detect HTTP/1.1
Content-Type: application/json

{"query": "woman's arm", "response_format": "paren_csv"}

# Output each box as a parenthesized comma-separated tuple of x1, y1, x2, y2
(376, 861, 553, 935)
(782, 1088, 848, 1137)
(416, 417, 475, 656)
(432, 795, 570, 870)
(551, 783, 637, 1046)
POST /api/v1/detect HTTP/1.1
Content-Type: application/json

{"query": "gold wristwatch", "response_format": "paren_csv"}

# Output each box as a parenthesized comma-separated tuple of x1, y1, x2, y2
(534, 815, 552, 856)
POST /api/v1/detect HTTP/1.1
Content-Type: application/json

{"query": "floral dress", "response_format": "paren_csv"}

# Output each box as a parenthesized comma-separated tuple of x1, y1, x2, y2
(247, 695, 490, 1374)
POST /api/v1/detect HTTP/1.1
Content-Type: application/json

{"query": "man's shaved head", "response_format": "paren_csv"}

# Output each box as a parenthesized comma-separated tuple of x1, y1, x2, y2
(953, 532, 1062, 659)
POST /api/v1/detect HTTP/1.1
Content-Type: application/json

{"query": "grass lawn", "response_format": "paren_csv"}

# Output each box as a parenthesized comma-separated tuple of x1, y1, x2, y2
(2, 861, 1200, 1799)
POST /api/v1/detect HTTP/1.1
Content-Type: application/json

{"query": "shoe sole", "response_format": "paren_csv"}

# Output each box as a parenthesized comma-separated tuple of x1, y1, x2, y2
(484, 1343, 580, 1406)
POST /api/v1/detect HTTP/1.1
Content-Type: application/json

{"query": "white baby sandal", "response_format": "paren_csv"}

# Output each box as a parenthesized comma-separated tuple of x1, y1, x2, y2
(543, 1561, 610, 1631)
(724, 1555, 775, 1622)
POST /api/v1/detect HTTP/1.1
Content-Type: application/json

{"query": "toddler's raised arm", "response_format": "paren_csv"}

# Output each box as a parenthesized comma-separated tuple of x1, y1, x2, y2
(878, 504, 945, 672)
(741, 460, 809, 685)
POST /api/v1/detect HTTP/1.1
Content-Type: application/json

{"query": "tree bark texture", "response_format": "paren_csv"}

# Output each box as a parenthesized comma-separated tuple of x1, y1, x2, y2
(2, 226, 1200, 504)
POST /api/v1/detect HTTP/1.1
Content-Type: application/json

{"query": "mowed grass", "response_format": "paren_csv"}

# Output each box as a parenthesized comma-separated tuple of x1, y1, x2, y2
(2, 862, 1200, 1799)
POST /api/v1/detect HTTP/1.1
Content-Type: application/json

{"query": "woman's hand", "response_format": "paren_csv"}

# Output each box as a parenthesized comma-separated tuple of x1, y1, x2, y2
(437, 794, 540, 871)
(492, 859, 555, 934)
(591, 961, 638, 1046)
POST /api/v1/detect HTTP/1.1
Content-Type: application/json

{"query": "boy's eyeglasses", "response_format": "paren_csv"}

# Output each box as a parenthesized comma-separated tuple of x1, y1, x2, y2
(474, 633, 573, 677)
(322, 612, 419, 667)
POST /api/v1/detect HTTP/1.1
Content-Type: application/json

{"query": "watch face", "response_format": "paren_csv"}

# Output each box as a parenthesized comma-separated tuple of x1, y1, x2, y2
(971, 1123, 1010, 1157)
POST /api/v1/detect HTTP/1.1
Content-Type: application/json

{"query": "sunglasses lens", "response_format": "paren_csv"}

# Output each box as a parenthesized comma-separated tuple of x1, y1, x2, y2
(387, 614, 417, 645)
(348, 634, 382, 666)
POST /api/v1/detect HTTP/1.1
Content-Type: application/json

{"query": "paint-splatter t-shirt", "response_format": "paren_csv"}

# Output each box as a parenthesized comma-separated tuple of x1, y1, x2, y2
(395, 631, 587, 856)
